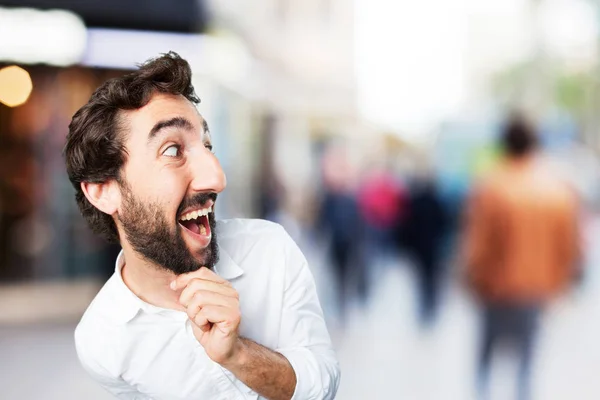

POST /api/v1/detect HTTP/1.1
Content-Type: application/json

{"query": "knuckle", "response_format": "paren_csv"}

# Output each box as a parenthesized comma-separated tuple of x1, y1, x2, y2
(193, 291, 206, 303)
(199, 268, 212, 278)
(194, 315, 205, 328)
(232, 311, 241, 324)
(186, 305, 198, 320)
(190, 278, 203, 288)
(194, 310, 205, 322)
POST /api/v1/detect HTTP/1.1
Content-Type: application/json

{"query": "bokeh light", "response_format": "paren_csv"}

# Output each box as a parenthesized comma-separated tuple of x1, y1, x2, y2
(0, 65, 33, 107)
(0, 7, 87, 66)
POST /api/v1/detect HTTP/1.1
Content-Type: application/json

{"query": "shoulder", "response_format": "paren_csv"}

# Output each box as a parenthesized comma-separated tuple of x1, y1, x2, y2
(468, 176, 494, 202)
(77, 273, 135, 327)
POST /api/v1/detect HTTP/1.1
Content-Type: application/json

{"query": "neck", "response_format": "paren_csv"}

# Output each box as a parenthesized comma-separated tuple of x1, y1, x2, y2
(507, 152, 535, 165)
(119, 246, 184, 311)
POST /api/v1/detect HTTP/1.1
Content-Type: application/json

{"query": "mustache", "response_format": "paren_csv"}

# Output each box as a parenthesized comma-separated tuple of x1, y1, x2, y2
(177, 192, 218, 216)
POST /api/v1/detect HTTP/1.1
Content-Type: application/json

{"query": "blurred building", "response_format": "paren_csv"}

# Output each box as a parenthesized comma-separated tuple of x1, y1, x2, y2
(208, 0, 362, 226)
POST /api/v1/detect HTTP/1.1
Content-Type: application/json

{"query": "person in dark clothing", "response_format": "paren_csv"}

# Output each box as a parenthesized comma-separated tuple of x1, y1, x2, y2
(319, 189, 365, 322)
(317, 143, 368, 323)
(401, 177, 447, 327)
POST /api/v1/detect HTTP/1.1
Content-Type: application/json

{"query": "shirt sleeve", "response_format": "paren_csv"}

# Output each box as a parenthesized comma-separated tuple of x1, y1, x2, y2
(556, 188, 582, 281)
(462, 185, 494, 290)
(74, 327, 149, 400)
(275, 228, 341, 400)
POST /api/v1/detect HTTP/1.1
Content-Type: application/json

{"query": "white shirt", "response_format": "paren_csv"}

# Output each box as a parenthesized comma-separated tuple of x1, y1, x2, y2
(75, 219, 340, 400)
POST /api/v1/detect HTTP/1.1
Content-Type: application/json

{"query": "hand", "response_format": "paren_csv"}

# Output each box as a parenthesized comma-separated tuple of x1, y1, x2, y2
(170, 268, 242, 365)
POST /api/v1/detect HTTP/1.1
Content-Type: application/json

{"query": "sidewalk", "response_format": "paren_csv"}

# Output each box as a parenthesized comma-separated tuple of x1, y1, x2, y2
(1, 218, 600, 399)
(0, 279, 102, 324)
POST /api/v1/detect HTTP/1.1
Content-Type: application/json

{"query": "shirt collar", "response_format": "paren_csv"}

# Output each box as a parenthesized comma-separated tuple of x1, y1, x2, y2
(214, 247, 244, 280)
(111, 247, 244, 324)
(111, 251, 145, 324)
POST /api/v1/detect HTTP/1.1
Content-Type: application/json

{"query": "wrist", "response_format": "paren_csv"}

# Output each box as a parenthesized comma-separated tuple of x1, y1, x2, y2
(219, 337, 247, 369)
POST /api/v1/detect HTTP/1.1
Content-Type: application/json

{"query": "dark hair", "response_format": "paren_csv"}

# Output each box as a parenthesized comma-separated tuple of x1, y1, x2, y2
(64, 52, 200, 243)
(501, 112, 537, 158)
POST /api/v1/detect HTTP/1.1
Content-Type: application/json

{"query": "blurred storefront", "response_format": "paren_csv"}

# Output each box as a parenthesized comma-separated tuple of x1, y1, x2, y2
(0, 3, 251, 284)
(0, 66, 120, 281)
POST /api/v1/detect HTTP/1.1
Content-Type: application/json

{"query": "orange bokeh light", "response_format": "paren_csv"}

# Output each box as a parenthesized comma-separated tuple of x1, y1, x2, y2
(0, 65, 33, 107)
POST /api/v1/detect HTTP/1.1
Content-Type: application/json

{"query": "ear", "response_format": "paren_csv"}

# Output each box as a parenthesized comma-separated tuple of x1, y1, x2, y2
(81, 180, 121, 215)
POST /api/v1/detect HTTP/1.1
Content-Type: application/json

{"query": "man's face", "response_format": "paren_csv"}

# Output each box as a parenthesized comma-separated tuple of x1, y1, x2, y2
(116, 93, 226, 274)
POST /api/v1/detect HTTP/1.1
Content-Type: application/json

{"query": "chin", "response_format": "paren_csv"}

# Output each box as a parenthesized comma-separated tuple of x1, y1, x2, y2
(191, 248, 211, 266)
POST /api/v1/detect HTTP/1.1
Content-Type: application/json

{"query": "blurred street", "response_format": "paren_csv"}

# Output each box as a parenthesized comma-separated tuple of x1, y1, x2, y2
(2, 214, 600, 400)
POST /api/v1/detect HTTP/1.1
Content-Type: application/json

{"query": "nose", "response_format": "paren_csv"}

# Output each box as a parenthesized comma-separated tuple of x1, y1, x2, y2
(189, 150, 227, 194)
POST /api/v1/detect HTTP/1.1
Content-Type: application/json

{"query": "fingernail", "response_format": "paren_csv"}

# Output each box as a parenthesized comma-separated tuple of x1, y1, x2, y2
(170, 281, 176, 290)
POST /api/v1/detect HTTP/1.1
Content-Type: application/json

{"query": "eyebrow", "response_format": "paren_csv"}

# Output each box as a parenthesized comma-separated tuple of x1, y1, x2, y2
(147, 117, 195, 143)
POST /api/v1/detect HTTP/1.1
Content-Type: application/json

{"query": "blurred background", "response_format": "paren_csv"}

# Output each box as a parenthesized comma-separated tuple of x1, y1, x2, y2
(1, 0, 600, 399)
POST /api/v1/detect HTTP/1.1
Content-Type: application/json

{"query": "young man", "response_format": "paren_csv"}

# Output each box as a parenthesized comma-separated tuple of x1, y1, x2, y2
(65, 52, 340, 400)
(463, 114, 580, 400)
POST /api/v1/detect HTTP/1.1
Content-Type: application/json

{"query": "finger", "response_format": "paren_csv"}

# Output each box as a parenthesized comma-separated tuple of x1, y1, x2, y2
(171, 267, 229, 291)
(185, 290, 239, 318)
(179, 279, 239, 308)
(193, 305, 241, 333)
(191, 312, 211, 333)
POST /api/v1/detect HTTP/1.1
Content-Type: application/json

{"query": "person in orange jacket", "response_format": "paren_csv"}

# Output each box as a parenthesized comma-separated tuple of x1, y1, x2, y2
(463, 113, 581, 400)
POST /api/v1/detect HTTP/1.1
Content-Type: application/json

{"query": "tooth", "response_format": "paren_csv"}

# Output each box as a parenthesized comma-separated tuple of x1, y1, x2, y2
(192, 211, 199, 219)
(182, 214, 189, 221)
(202, 208, 208, 216)
(209, 206, 213, 213)
(200, 225, 207, 235)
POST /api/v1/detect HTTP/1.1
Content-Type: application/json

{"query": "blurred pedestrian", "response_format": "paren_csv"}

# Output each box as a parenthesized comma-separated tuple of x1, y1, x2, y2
(401, 174, 447, 327)
(357, 163, 407, 261)
(318, 143, 365, 322)
(463, 113, 580, 400)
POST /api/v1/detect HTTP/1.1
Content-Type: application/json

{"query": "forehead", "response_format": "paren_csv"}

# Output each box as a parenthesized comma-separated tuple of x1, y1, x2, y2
(122, 93, 205, 141)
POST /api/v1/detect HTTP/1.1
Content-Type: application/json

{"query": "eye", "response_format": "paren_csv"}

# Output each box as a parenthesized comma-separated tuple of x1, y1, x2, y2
(205, 143, 214, 152)
(163, 145, 180, 157)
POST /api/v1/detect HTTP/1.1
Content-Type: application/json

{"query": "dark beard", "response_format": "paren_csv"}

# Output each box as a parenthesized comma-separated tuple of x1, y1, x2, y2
(118, 184, 219, 275)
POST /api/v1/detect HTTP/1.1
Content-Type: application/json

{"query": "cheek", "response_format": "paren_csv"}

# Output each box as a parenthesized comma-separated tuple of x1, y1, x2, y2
(125, 157, 190, 212)
(154, 173, 189, 211)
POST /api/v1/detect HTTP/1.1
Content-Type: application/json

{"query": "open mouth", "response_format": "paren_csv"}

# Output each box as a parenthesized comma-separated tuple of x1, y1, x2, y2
(178, 205, 212, 237)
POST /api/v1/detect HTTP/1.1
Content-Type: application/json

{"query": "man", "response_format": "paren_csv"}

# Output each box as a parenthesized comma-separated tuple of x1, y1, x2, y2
(65, 52, 340, 400)
(463, 113, 580, 400)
